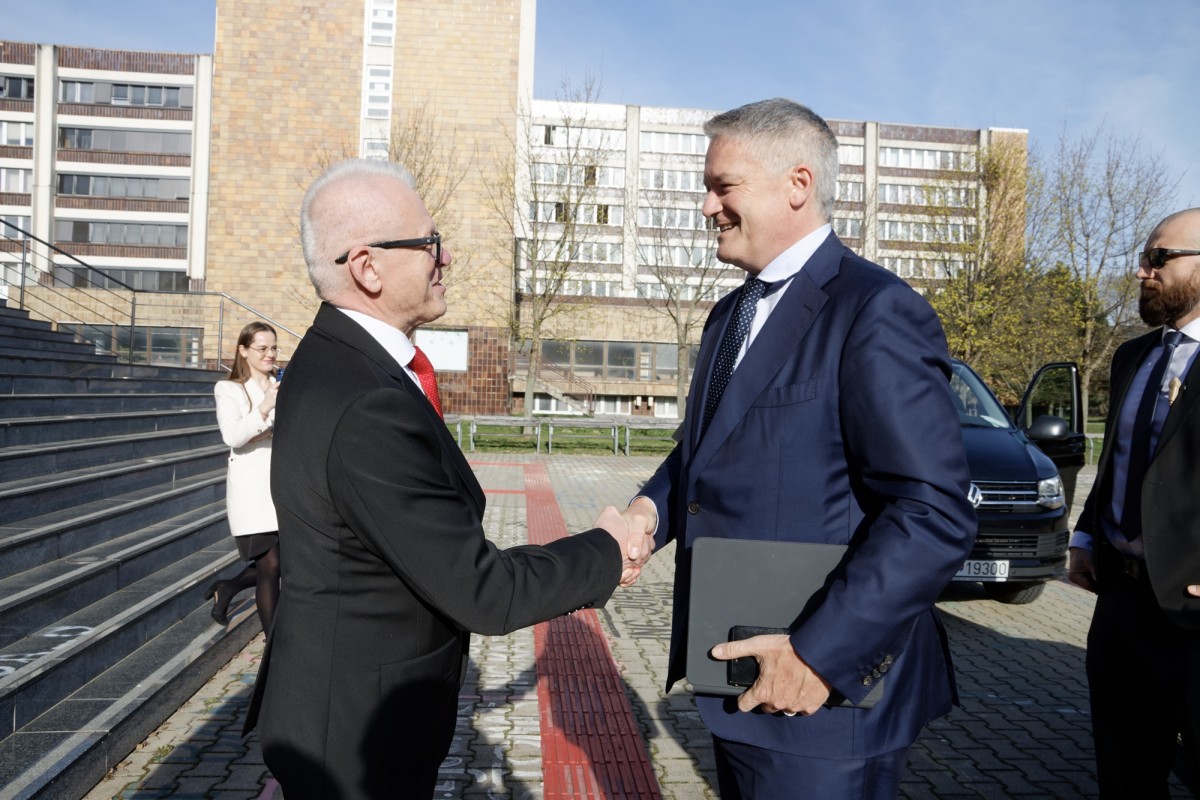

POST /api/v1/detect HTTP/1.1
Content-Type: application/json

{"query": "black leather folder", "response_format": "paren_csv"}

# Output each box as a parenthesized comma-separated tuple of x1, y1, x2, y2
(686, 537, 883, 708)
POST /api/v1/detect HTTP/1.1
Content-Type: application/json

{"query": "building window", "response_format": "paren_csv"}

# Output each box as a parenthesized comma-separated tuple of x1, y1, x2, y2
(879, 183, 976, 208)
(640, 167, 705, 192)
(837, 144, 864, 166)
(368, 0, 397, 46)
(593, 395, 633, 415)
(58, 323, 202, 365)
(58, 174, 190, 199)
(53, 265, 189, 291)
(1, 215, 32, 239)
(879, 146, 973, 171)
(55, 219, 188, 247)
(110, 83, 186, 108)
(1, 168, 32, 193)
(1, 121, 34, 146)
(363, 65, 392, 119)
(836, 179, 864, 202)
(532, 162, 625, 188)
(0, 76, 35, 100)
(833, 217, 862, 238)
(637, 205, 709, 231)
(878, 219, 976, 243)
(640, 130, 707, 155)
(59, 127, 192, 154)
(60, 81, 95, 103)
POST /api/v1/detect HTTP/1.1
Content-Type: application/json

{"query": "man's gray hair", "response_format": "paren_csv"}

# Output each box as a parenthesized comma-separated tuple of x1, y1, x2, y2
(301, 159, 416, 300)
(704, 98, 839, 221)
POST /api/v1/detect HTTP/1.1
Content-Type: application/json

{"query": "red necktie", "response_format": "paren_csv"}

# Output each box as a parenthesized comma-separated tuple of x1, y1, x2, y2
(409, 345, 443, 419)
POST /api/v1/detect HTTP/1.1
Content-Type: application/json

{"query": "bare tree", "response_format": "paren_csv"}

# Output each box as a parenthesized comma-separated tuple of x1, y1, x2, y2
(632, 187, 737, 411)
(925, 133, 1030, 388)
(483, 75, 623, 415)
(1030, 125, 1179, 420)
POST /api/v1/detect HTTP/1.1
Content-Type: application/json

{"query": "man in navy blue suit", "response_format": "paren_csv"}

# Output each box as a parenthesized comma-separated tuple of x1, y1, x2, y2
(622, 98, 976, 798)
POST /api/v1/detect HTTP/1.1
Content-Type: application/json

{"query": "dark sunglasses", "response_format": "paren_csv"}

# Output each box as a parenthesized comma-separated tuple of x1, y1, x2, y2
(1139, 247, 1200, 269)
(334, 233, 441, 265)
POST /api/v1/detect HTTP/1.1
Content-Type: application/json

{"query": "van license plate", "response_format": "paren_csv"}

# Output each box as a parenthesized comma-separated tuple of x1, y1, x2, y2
(955, 559, 1009, 582)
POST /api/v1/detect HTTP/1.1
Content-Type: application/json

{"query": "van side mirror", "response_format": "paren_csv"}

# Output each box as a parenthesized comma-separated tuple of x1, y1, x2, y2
(1025, 414, 1069, 441)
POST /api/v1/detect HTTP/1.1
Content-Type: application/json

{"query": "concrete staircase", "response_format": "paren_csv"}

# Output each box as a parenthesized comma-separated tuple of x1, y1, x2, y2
(0, 302, 258, 800)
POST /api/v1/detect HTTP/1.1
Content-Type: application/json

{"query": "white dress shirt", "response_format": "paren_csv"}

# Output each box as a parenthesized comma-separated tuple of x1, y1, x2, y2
(336, 307, 429, 399)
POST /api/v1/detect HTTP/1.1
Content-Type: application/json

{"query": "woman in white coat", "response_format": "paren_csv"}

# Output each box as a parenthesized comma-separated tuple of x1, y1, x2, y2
(205, 321, 281, 634)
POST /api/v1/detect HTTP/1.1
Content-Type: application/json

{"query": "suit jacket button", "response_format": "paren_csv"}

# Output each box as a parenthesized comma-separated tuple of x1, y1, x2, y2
(862, 676, 873, 686)
(687, 501, 700, 515)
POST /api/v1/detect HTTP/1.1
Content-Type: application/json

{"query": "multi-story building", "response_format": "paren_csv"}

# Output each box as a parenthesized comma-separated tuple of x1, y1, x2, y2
(0, 40, 212, 361)
(516, 98, 1027, 418)
(0, 1, 1025, 419)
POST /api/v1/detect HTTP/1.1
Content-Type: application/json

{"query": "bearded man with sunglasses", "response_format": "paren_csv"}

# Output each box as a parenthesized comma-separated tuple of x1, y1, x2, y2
(1069, 208, 1200, 797)
(243, 159, 647, 800)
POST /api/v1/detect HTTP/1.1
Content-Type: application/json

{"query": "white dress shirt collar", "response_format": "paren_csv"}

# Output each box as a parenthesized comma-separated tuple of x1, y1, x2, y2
(755, 224, 833, 285)
(333, 307, 425, 395)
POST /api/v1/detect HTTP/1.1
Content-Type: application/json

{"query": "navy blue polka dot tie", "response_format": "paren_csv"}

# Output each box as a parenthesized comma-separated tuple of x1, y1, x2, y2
(702, 277, 767, 436)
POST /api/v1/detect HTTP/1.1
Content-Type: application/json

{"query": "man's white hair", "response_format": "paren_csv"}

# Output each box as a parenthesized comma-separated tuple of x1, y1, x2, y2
(300, 159, 416, 300)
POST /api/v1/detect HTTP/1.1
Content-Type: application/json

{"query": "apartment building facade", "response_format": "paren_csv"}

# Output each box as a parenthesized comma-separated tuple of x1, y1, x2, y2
(517, 98, 1027, 419)
(0, 1, 1024, 419)
(0, 39, 213, 361)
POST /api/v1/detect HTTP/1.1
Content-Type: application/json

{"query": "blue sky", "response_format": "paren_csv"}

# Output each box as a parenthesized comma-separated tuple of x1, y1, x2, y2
(7, 0, 1199, 205)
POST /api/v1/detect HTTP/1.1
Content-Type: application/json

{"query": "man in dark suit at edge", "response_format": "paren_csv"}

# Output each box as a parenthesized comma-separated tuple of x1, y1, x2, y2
(244, 158, 651, 800)
(619, 98, 976, 798)
(1069, 208, 1200, 797)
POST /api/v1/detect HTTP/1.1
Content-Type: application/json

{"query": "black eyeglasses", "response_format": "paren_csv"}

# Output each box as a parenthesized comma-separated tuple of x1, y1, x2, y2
(334, 232, 441, 265)
(1140, 247, 1200, 269)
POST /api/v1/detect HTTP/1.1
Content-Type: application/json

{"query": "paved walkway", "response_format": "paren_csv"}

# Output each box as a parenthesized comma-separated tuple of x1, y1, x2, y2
(83, 457, 1191, 799)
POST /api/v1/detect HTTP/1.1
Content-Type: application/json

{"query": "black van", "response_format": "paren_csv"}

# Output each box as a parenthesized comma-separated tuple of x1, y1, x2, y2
(949, 361, 1087, 604)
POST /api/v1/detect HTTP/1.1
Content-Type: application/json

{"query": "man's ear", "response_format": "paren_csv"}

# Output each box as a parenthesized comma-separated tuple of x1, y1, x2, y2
(788, 164, 814, 210)
(345, 249, 384, 295)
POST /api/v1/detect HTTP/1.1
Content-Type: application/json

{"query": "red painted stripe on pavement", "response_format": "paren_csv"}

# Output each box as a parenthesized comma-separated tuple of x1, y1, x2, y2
(524, 462, 661, 799)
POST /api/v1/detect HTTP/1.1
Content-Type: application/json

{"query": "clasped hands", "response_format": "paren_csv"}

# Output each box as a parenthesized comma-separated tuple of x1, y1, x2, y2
(592, 497, 657, 587)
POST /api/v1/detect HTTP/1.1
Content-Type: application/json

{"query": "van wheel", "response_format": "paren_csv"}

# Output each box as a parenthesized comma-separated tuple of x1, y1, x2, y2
(982, 582, 1045, 604)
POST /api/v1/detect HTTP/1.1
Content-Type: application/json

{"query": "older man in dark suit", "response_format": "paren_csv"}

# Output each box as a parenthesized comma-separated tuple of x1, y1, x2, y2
(1069, 208, 1200, 797)
(620, 98, 976, 798)
(244, 158, 647, 800)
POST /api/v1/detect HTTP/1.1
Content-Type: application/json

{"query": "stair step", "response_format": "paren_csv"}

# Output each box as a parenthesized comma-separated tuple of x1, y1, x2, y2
(0, 441, 228, 524)
(0, 393, 214, 419)
(0, 373, 223, 395)
(0, 407, 215, 447)
(0, 471, 226, 581)
(0, 565, 258, 800)
(0, 333, 98, 357)
(0, 503, 230, 649)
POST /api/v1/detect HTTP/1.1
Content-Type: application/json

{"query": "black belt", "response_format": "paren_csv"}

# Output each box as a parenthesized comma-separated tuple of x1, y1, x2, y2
(1100, 541, 1148, 582)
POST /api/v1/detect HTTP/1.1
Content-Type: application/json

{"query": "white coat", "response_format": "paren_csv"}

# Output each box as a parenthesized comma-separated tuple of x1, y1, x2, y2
(214, 378, 278, 536)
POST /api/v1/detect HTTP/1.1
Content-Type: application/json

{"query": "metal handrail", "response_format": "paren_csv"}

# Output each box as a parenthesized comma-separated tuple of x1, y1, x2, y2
(0, 220, 302, 369)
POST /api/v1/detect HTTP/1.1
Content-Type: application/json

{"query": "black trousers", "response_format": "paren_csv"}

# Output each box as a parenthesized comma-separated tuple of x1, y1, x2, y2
(1086, 570, 1200, 799)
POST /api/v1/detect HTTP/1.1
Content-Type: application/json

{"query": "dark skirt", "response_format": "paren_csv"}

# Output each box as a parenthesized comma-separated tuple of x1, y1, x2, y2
(235, 532, 279, 562)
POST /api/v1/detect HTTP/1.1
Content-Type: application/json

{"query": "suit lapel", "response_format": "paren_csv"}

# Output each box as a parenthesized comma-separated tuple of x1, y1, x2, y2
(1155, 336, 1200, 456)
(686, 237, 840, 480)
(312, 304, 486, 515)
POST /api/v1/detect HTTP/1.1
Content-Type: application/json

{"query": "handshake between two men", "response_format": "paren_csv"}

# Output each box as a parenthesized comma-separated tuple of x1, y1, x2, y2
(591, 498, 658, 588)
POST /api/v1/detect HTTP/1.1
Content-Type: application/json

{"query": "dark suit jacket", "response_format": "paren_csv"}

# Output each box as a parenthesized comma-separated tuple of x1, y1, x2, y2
(244, 303, 621, 799)
(1077, 328, 1200, 628)
(639, 234, 976, 759)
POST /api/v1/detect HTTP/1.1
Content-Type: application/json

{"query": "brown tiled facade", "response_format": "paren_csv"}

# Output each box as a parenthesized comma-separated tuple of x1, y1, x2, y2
(437, 326, 513, 416)
(204, 0, 525, 413)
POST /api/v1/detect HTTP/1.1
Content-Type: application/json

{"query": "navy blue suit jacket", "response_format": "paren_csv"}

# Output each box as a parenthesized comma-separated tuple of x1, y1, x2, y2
(640, 233, 976, 758)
